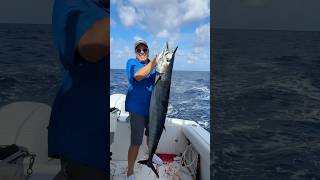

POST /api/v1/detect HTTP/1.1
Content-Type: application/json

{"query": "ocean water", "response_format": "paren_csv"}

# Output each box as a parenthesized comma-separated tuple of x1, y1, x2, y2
(0, 23, 211, 131)
(0, 23, 59, 107)
(212, 29, 320, 179)
(111, 69, 210, 130)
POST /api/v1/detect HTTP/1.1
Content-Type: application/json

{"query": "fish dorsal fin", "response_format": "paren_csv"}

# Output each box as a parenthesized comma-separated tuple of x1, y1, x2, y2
(165, 42, 169, 51)
(173, 46, 178, 55)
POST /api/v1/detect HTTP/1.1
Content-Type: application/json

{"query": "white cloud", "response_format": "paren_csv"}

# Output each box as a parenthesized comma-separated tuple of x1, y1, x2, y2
(111, 0, 210, 71)
(193, 47, 202, 54)
(118, 5, 142, 27)
(149, 40, 159, 56)
(151, 40, 158, 49)
(128, 0, 173, 7)
(194, 23, 210, 47)
(187, 60, 195, 64)
(116, 46, 131, 59)
(184, 52, 198, 64)
(189, 23, 210, 67)
(114, 0, 210, 40)
(111, 38, 134, 69)
(181, 0, 210, 23)
(134, 35, 143, 42)
(157, 29, 169, 38)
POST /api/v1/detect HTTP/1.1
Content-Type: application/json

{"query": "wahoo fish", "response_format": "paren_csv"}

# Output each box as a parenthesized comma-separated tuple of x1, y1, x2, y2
(137, 42, 178, 178)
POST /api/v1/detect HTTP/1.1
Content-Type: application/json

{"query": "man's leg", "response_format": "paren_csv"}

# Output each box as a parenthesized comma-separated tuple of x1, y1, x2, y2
(127, 145, 139, 176)
(127, 113, 147, 177)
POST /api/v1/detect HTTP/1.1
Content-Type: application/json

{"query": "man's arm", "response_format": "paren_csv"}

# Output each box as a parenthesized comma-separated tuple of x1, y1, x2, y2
(77, 16, 110, 62)
(134, 56, 158, 81)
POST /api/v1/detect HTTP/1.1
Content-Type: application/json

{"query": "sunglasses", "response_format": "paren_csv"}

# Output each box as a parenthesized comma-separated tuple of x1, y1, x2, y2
(136, 48, 148, 54)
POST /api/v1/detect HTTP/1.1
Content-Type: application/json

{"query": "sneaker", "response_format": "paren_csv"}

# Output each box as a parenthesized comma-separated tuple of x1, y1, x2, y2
(152, 154, 163, 165)
(127, 174, 136, 180)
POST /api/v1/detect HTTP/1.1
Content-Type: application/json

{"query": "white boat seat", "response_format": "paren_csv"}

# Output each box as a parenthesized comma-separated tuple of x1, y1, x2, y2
(110, 94, 129, 122)
(110, 107, 121, 145)
(0, 102, 52, 164)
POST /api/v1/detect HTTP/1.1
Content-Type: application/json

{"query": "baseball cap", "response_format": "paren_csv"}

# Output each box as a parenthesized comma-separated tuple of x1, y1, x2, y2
(134, 40, 148, 50)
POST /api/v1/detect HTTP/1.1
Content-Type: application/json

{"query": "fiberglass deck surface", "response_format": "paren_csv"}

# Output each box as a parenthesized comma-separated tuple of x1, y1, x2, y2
(110, 154, 194, 180)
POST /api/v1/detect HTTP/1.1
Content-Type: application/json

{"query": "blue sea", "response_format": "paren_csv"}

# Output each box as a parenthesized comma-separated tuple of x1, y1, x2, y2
(0, 23, 211, 131)
(0, 23, 59, 107)
(111, 69, 210, 130)
(2, 23, 320, 179)
(213, 29, 320, 179)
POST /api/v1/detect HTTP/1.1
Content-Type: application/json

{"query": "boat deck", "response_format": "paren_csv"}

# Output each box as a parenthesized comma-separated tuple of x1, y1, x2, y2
(110, 153, 194, 180)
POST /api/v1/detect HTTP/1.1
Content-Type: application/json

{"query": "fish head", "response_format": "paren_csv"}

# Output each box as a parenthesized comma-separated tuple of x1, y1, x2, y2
(156, 42, 178, 74)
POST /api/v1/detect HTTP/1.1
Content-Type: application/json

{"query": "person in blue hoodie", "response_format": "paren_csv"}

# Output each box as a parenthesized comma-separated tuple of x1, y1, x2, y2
(125, 40, 163, 180)
(48, 0, 109, 179)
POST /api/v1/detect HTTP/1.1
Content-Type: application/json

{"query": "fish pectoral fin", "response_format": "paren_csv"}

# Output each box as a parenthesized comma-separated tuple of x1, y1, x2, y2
(137, 159, 159, 178)
(154, 74, 161, 85)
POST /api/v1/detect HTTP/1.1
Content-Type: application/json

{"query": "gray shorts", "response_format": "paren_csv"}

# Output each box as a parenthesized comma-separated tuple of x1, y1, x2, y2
(128, 113, 149, 145)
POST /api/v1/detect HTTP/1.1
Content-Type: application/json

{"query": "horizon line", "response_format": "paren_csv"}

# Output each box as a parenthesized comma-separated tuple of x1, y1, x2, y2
(111, 68, 210, 72)
(1, 22, 319, 32)
(0, 22, 52, 25)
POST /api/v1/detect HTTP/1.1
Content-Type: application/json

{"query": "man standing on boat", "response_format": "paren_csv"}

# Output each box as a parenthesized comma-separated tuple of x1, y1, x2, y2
(48, 0, 109, 179)
(125, 40, 163, 180)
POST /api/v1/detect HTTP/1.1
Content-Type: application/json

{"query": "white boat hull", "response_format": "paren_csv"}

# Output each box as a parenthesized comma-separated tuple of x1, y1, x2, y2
(0, 94, 210, 180)
(110, 94, 210, 180)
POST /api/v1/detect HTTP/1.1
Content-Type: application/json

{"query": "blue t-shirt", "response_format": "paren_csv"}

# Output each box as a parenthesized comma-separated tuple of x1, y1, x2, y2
(125, 58, 156, 117)
(48, 0, 109, 171)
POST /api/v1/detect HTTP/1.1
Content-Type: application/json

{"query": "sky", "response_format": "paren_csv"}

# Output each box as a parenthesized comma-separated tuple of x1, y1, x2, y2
(1, 0, 320, 70)
(0, 0, 53, 24)
(0, 0, 319, 30)
(214, 0, 320, 31)
(110, 0, 210, 71)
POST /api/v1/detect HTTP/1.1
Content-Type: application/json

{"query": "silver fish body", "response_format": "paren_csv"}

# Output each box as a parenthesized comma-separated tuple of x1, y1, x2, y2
(137, 42, 178, 178)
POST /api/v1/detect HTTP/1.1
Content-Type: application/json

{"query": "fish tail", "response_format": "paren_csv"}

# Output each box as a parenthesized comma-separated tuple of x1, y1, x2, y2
(137, 159, 159, 178)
